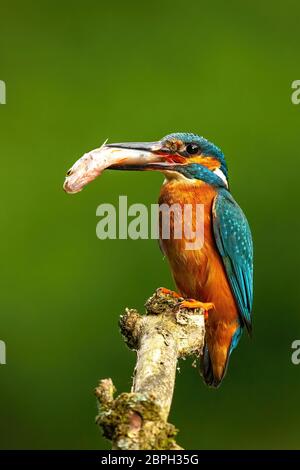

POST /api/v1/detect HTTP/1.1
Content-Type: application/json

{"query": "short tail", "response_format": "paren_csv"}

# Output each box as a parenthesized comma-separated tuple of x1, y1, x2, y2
(200, 326, 243, 388)
(200, 343, 224, 388)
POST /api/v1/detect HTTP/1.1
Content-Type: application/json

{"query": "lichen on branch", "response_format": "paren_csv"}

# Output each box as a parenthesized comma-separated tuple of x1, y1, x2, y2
(95, 288, 206, 450)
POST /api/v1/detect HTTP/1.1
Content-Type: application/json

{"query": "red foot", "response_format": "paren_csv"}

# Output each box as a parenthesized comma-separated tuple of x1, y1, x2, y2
(178, 299, 214, 319)
(158, 287, 182, 299)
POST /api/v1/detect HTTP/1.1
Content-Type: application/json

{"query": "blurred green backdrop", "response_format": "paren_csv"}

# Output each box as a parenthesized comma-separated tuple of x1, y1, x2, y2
(1, 0, 300, 450)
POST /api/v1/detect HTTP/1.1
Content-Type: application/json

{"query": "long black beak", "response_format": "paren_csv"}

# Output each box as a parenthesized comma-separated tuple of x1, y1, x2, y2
(106, 141, 162, 152)
(105, 141, 177, 171)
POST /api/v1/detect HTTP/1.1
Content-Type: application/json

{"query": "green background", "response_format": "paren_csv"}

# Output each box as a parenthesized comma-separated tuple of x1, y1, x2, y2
(1, 0, 299, 450)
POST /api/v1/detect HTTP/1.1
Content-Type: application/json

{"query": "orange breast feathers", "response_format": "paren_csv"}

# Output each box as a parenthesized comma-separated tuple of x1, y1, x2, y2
(158, 179, 241, 383)
(158, 179, 239, 322)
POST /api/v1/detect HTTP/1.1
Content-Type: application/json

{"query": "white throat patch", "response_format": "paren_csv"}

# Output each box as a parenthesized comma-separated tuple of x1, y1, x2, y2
(162, 167, 228, 187)
(214, 168, 228, 187)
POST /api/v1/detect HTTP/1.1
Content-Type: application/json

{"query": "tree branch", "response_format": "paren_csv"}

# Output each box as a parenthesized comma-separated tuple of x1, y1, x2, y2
(95, 288, 205, 450)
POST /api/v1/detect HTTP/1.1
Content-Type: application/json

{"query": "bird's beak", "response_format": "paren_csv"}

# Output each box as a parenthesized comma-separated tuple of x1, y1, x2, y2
(63, 140, 186, 194)
(105, 141, 185, 171)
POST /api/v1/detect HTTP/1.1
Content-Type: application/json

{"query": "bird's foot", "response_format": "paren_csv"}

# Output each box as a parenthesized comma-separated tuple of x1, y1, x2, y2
(177, 299, 214, 319)
(156, 288, 213, 319)
(157, 287, 183, 299)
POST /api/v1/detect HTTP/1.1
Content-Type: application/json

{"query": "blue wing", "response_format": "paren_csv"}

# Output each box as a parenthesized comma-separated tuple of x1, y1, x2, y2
(212, 188, 253, 333)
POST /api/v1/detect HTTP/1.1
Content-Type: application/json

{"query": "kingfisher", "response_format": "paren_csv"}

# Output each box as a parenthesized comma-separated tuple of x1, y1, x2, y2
(64, 132, 253, 387)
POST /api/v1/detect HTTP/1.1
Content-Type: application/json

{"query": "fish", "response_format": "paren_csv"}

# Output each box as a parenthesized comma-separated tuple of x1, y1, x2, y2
(63, 140, 164, 194)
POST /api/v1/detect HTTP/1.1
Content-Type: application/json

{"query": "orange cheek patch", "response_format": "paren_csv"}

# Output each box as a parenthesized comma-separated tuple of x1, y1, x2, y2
(188, 156, 220, 170)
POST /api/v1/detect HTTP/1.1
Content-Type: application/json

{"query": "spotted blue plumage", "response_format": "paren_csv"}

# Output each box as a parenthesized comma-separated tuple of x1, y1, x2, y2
(212, 188, 253, 334)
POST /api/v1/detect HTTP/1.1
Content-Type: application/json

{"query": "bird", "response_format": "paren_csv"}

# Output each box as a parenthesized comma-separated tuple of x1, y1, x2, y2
(65, 132, 253, 387)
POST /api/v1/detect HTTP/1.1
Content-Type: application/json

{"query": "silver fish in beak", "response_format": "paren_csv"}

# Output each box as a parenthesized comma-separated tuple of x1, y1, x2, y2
(63, 140, 179, 194)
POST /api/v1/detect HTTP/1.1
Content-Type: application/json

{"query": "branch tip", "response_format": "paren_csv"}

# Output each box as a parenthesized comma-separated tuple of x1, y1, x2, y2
(95, 378, 116, 408)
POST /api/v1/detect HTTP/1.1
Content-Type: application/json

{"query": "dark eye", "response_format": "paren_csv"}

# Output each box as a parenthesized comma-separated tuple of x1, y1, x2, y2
(186, 143, 200, 155)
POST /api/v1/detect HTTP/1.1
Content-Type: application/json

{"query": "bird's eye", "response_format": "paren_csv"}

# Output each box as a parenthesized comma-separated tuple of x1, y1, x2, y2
(186, 143, 200, 155)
